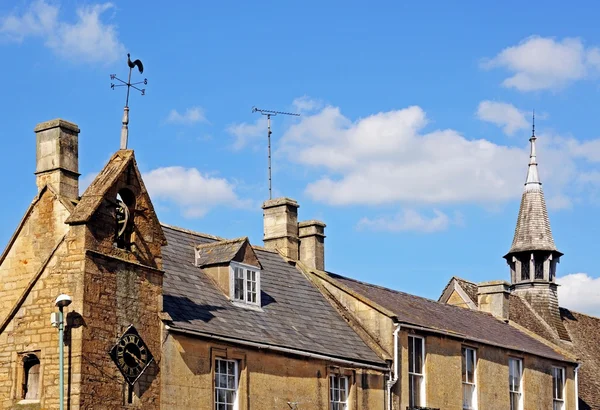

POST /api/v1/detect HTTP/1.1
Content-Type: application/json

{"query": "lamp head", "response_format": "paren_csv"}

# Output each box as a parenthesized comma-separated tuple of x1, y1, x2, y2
(55, 294, 72, 309)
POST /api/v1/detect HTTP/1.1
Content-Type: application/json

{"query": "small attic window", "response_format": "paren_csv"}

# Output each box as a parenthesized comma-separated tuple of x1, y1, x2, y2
(115, 189, 135, 250)
(230, 262, 261, 307)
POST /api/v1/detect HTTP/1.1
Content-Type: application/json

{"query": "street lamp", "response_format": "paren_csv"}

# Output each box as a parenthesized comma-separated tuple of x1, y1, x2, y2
(52, 294, 71, 410)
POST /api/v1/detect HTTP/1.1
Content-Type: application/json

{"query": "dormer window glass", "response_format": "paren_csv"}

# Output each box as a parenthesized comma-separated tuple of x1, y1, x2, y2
(230, 262, 260, 306)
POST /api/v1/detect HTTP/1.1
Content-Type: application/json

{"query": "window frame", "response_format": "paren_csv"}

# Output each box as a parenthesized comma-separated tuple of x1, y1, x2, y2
(214, 358, 239, 410)
(552, 366, 565, 410)
(462, 347, 477, 410)
(508, 357, 523, 410)
(329, 374, 349, 410)
(229, 262, 261, 307)
(408, 335, 426, 408)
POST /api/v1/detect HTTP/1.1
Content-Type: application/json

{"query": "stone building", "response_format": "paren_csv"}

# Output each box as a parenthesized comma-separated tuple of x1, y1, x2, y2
(0, 118, 586, 410)
(439, 130, 600, 409)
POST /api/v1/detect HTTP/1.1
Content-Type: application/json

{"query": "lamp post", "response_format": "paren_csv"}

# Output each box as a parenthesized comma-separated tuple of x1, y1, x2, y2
(53, 294, 71, 410)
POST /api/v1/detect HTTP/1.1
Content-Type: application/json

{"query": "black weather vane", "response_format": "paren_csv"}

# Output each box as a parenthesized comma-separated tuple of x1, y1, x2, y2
(110, 53, 147, 149)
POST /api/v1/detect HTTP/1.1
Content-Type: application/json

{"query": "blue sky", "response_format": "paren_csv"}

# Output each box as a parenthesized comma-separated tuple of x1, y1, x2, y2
(1, 1, 600, 315)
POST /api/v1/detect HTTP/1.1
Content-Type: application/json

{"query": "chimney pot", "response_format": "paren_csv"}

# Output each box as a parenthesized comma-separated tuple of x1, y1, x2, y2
(299, 220, 326, 270)
(34, 119, 80, 200)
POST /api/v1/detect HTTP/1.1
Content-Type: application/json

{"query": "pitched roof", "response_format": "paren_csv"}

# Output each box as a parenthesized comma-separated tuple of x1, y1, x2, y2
(195, 237, 260, 268)
(161, 225, 385, 366)
(561, 309, 600, 409)
(438, 276, 478, 308)
(326, 272, 572, 363)
(510, 301, 600, 409)
(65, 150, 134, 224)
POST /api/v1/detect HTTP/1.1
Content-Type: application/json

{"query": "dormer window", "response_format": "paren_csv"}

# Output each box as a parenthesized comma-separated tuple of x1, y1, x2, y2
(231, 262, 261, 306)
(195, 237, 263, 309)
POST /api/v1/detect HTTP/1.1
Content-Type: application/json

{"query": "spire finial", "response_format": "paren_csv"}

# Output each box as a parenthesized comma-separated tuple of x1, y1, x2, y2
(525, 110, 540, 190)
(110, 53, 147, 150)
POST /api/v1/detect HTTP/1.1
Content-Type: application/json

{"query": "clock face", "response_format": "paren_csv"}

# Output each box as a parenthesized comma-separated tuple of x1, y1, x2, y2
(110, 326, 153, 385)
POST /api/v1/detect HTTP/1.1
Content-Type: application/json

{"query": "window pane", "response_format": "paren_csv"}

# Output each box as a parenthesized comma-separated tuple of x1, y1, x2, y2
(234, 268, 244, 300)
(521, 259, 530, 281)
(463, 383, 475, 410)
(462, 348, 467, 382)
(408, 338, 415, 373)
(467, 350, 474, 383)
(415, 338, 423, 373)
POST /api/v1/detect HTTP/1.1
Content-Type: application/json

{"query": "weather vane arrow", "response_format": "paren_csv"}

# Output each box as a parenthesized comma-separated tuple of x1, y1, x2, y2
(110, 53, 147, 150)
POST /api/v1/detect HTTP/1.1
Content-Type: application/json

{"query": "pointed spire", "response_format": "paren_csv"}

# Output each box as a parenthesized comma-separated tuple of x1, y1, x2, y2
(524, 110, 541, 191)
(505, 110, 559, 256)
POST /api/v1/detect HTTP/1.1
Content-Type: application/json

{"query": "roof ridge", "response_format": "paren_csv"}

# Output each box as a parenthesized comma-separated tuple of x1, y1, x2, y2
(196, 236, 248, 248)
(327, 271, 498, 318)
(160, 223, 225, 241)
(560, 306, 600, 321)
(453, 276, 476, 285)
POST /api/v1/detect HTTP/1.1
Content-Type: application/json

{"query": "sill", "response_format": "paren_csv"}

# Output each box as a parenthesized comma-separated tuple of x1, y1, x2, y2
(18, 400, 40, 404)
(231, 301, 263, 312)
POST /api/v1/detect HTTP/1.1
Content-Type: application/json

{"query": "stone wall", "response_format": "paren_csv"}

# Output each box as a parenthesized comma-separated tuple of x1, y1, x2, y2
(397, 329, 576, 410)
(0, 189, 84, 409)
(160, 332, 385, 410)
(78, 253, 162, 409)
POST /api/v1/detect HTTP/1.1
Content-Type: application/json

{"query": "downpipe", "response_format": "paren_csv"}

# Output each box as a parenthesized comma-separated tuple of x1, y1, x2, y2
(386, 323, 401, 410)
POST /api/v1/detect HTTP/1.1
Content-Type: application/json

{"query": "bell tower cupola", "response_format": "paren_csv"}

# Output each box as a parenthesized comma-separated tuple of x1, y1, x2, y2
(503, 116, 569, 340)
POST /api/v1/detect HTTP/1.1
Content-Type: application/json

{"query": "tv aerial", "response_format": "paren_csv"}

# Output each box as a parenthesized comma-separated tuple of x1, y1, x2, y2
(252, 107, 300, 199)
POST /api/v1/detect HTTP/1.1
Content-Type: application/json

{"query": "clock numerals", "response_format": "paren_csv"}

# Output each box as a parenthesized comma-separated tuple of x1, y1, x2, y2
(110, 326, 154, 386)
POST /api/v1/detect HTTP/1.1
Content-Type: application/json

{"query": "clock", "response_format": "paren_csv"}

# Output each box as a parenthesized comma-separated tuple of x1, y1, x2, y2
(110, 325, 154, 385)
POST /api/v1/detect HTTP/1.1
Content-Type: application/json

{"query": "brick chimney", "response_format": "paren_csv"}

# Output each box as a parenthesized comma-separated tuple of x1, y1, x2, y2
(262, 197, 299, 259)
(298, 220, 326, 270)
(34, 119, 80, 200)
(477, 280, 510, 320)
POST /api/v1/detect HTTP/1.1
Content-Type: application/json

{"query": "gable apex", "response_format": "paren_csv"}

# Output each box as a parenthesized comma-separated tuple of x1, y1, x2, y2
(64, 150, 166, 245)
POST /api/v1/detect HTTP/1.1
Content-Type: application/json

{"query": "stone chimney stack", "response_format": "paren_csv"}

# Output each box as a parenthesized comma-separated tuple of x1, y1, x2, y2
(477, 281, 510, 320)
(34, 119, 80, 200)
(262, 197, 299, 260)
(299, 220, 326, 270)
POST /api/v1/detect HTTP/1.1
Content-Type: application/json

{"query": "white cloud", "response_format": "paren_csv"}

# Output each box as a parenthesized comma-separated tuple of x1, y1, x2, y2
(292, 96, 323, 113)
(226, 117, 267, 150)
(0, 0, 125, 64)
(476, 101, 529, 136)
(483, 36, 600, 91)
(280, 105, 529, 206)
(277, 100, 600, 212)
(143, 167, 246, 218)
(166, 107, 207, 125)
(557, 273, 600, 317)
(357, 209, 462, 233)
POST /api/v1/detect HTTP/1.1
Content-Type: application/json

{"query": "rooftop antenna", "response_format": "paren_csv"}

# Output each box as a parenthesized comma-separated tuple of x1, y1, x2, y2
(110, 53, 147, 150)
(252, 107, 300, 199)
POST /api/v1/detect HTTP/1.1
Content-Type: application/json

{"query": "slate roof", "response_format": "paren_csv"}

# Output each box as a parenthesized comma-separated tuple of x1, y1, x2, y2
(507, 188, 560, 255)
(509, 302, 600, 410)
(161, 225, 385, 366)
(454, 277, 478, 303)
(506, 136, 560, 256)
(195, 237, 257, 267)
(327, 272, 572, 363)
